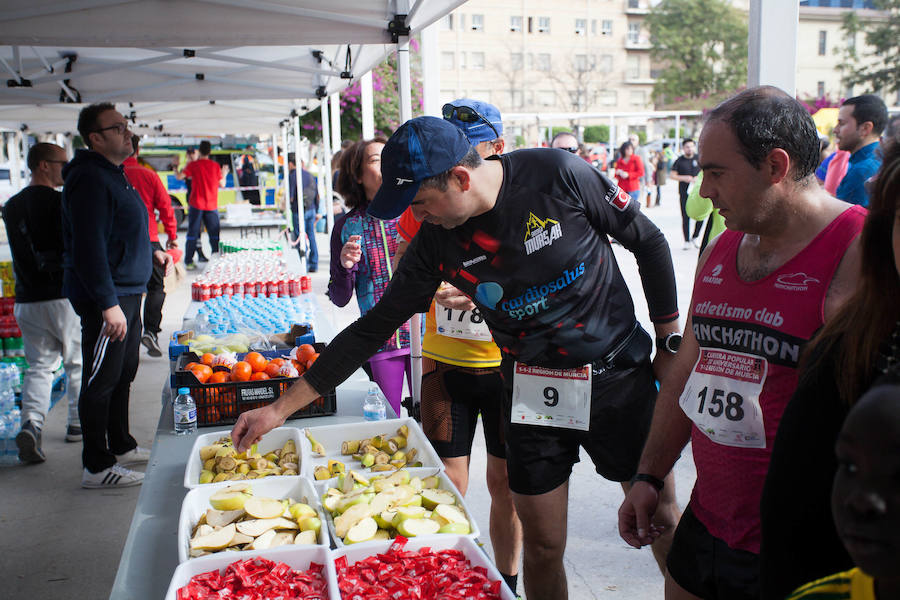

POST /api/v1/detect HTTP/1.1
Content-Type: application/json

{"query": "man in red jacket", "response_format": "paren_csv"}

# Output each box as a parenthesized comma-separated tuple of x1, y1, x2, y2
(123, 136, 177, 357)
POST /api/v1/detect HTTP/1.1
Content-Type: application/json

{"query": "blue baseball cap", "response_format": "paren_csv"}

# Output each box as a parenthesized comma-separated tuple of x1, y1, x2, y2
(443, 98, 503, 144)
(368, 116, 471, 220)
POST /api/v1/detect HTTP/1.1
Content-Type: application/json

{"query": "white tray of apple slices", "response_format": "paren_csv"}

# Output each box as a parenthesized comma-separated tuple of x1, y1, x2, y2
(165, 544, 338, 600)
(315, 467, 480, 547)
(178, 476, 329, 563)
(299, 417, 442, 481)
(183, 426, 303, 489)
(331, 535, 516, 600)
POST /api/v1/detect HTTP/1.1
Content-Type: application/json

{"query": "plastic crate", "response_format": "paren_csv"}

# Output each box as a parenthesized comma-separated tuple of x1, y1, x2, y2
(172, 344, 335, 427)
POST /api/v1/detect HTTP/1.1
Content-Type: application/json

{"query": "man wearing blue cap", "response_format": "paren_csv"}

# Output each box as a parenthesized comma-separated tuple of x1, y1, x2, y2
(232, 116, 683, 599)
(392, 99, 522, 596)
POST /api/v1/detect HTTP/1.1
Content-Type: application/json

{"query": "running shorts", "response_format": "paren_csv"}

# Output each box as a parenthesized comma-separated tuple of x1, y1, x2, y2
(420, 357, 506, 459)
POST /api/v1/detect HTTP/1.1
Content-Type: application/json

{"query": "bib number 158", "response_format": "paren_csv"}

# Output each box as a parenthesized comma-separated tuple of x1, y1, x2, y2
(696, 386, 744, 421)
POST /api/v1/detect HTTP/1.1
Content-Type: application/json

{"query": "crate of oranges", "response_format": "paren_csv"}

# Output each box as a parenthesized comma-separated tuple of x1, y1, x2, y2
(172, 343, 336, 427)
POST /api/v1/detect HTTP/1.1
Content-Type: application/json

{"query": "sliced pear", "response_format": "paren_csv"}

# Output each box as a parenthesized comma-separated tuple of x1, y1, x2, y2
(236, 517, 297, 537)
(431, 503, 469, 527)
(408, 477, 423, 493)
(349, 470, 370, 486)
(192, 523, 215, 539)
(269, 531, 296, 548)
(298, 516, 322, 534)
(421, 475, 440, 489)
(227, 532, 255, 547)
(190, 523, 236, 551)
(391, 506, 426, 527)
(420, 488, 455, 510)
(323, 495, 342, 514)
(294, 529, 318, 545)
(205, 508, 246, 528)
(396, 517, 440, 537)
(345, 517, 378, 544)
(244, 496, 286, 519)
(289, 503, 317, 522)
(209, 489, 251, 511)
(248, 528, 277, 550)
(334, 503, 373, 538)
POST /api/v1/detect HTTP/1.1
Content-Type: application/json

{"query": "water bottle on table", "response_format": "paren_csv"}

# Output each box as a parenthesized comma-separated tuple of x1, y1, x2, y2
(173, 387, 197, 435)
(363, 383, 387, 421)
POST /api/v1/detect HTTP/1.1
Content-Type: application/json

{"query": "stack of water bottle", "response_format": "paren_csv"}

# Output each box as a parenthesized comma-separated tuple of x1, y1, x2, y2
(0, 362, 22, 463)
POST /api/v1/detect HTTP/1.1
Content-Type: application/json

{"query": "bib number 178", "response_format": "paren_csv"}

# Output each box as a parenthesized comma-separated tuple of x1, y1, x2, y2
(696, 386, 744, 421)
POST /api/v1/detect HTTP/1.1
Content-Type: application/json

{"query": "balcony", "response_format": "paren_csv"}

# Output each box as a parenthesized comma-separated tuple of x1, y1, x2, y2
(624, 0, 650, 15)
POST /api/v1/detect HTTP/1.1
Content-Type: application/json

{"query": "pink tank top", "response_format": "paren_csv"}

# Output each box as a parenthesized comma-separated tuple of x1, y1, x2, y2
(686, 205, 865, 552)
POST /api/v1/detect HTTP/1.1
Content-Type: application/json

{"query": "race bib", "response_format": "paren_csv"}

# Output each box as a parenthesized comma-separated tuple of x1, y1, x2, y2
(679, 349, 768, 448)
(511, 363, 591, 431)
(435, 306, 492, 341)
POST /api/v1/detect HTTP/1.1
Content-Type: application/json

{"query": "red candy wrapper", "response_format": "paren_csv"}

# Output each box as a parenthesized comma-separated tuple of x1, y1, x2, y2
(335, 536, 504, 600)
(176, 556, 329, 600)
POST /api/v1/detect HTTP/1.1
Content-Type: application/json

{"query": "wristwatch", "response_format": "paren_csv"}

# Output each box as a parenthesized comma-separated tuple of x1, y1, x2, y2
(656, 332, 683, 354)
(633, 473, 665, 491)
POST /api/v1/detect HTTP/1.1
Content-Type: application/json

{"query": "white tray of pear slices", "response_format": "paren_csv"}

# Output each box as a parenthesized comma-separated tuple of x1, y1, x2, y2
(315, 467, 480, 547)
(178, 477, 329, 563)
(183, 427, 302, 489)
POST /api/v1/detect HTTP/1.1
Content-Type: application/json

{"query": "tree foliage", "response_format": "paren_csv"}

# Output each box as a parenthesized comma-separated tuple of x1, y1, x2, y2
(839, 0, 900, 96)
(646, 0, 747, 103)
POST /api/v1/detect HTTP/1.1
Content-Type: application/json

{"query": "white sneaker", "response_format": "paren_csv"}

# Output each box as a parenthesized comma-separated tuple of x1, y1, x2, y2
(115, 445, 152, 465)
(82, 464, 144, 489)
(692, 237, 701, 248)
(682, 241, 693, 251)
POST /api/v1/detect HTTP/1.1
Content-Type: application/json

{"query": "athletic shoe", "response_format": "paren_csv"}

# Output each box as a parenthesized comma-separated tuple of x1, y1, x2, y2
(185, 262, 197, 271)
(16, 421, 46, 463)
(115, 445, 152, 465)
(141, 331, 162, 357)
(197, 250, 209, 263)
(682, 241, 693, 251)
(82, 464, 144, 489)
(65, 424, 82, 443)
(691, 237, 701, 248)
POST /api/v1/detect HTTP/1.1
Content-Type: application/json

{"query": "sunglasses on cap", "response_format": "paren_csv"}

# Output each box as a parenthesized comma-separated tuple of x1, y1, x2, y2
(442, 103, 499, 140)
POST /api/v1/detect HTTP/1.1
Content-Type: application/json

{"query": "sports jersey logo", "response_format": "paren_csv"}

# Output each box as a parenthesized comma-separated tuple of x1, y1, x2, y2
(609, 188, 631, 211)
(523, 212, 563, 255)
(702, 263, 724, 285)
(775, 272, 820, 292)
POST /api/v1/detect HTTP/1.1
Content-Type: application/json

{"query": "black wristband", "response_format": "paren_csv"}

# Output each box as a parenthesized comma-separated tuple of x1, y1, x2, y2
(633, 473, 664, 491)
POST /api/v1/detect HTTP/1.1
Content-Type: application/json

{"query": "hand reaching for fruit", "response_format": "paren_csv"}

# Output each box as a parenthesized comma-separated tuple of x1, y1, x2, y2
(340, 235, 362, 269)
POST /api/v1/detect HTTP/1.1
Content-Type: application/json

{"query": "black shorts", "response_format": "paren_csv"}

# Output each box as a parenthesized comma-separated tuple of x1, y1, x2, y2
(666, 504, 760, 600)
(420, 357, 506, 459)
(500, 358, 657, 495)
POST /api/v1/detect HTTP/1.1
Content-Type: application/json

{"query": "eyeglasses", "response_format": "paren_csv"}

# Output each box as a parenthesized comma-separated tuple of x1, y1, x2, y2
(558, 146, 579, 154)
(93, 122, 129, 136)
(44, 159, 68, 165)
(442, 103, 499, 139)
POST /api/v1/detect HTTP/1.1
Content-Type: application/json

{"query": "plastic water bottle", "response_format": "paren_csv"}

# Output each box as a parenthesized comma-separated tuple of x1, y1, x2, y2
(173, 387, 197, 435)
(363, 383, 387, 421)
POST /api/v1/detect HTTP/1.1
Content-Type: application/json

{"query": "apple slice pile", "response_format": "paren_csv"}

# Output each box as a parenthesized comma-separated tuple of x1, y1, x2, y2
(188, 483, 323, 558)
(320, 469, 472, 545)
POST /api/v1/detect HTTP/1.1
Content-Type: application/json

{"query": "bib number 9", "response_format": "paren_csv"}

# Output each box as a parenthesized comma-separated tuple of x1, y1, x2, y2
(543, 386, 559, 407)
(696, 386, 744, 421)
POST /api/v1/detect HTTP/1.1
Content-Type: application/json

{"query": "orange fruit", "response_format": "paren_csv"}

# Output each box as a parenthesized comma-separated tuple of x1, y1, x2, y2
(200, 353, 215, 366)
(190, 364, 213, 384)
(250, 372, 270, 381)
(264, 362, 282, 378)
(269, 357, 286, 368)
(208, 371, 230, 384)
(183, 361, 199, 372)
(245, 352, 268, 373)
(296, 344, 317, 363)
(231, 361, 253, 382)
(306, 353, 320, 369)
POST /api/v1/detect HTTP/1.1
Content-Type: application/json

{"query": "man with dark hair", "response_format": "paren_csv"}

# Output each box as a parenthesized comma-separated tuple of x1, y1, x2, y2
(618, 86, 865, 600)
(63, 103, 173, 489)
(3, 143, 82, 462)
(123, 135, 177, 357)
(176, 140, 227, 269)
(670, 139, 703, 249)
(834, 94, 888, 207)
(233, 116, 684, 599)
(286, 152, 321, 271)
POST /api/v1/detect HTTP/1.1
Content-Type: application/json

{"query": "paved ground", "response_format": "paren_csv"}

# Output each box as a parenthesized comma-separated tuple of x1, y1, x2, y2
(0, 179, 702, 599)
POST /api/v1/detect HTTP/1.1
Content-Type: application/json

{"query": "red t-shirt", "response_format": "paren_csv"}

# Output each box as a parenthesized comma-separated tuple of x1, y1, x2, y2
(183, 158, 221, 211)
(123, 156, 177, 243)
(396, 206, 420, 242)
(614, 155, 644, 193)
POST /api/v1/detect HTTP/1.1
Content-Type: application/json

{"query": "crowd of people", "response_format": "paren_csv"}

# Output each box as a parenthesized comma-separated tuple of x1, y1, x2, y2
(3, 86, 898, 599)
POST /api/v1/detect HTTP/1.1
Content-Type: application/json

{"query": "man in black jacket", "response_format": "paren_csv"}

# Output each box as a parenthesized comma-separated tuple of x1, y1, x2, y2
(3, 143, 83, 463)
(62, 103, 172, 489)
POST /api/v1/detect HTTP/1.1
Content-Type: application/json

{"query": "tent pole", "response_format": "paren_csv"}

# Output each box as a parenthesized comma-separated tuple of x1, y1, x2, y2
(361, 71, 375, 139)
(329, 94, 341, 153)
(320, 96, 334, 235)
(293, 115, 307, 274)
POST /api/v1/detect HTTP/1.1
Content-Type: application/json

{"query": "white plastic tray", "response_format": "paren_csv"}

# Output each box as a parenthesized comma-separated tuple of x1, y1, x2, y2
(165, 544, 338, 600)
(298, 417, 442, 480)
(183, 426, 302, 489)
(331, 535, 516, 600)
(315, 467, 480, 547)
(178, 476, 328, 563)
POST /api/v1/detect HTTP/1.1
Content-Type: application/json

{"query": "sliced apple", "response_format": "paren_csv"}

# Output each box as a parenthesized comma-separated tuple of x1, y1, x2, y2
(386, 469, 410, 486)
(396, 517, 440, 537)
(422, 475, 440, 489)
(373, 529, 391, 540)
(323, 495, 342, 514)
(236, 517, 297, 537)
(244, 496, 286, 519)
(248, 528, 277, 550)
(191, 523, 236, 551)
(374, 509, 397, 529)
(420, 489, 455, 510)
(209, 485, 252, 511)
(438, 522, 471, 535)
(298, 516, 321, 534)
(391, 506, 426, 527)
(269, 532, 296, 548)
(205, 508, 246, 528)
(337, 492, 374, 514)
(431, 503, 469, 528)
(294, 530, 318, 545)
(334, 503, 373, 538)
(345, 517, 378, 544)
(227, 532, 255, 547)
(289, 503, 317, 522)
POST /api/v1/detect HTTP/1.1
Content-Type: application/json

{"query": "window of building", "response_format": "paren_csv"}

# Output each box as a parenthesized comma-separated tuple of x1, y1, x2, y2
(818, 30, 827, 55)
(630, 90, 647, 106)
(538, 17, 551, 33)
(511, 52, 523, 70)
(817, 81, 825, 97)
(575, 18, 587, 35)
(440, 14, 453, 31)
(471, 52, 485, 70)
(599, 90, 618, 106)
(574, 54, 590, 72)
(627, 55, 641, 79)
(628, 0, 640, 7)
(601, 20, 613, 36)
(471, 14, 484, 31)
(537, 53, 551, 71)
(509, 90, 524, 109)
(598, 54, 613, 73)
(627, 22, 641, 44)
(539, 90, 556, 107)
(441, 52, 455, 70)
(510, 16, 523, 32)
